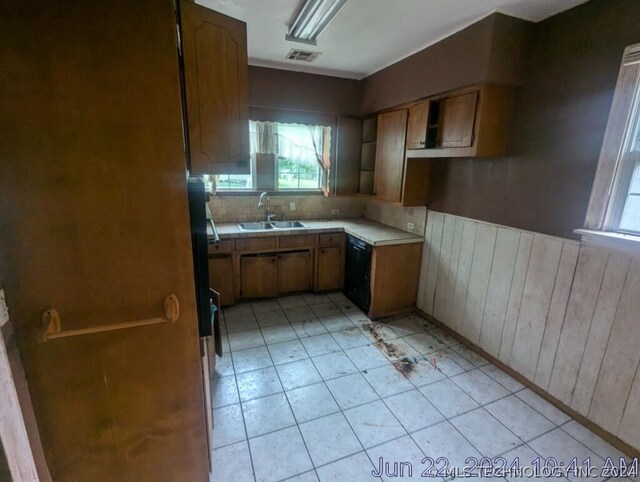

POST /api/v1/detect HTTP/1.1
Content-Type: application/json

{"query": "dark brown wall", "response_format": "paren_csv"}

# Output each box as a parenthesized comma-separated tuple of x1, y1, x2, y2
(428, 0, 640, 238)
(249, 65, 361, 116)
(361, 14, 532, 114)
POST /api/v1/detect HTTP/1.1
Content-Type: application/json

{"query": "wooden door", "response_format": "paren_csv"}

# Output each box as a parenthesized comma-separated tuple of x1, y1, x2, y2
(0, 0, 209, 479)
(180, 1, 250, 175)
(374, 109, 408, 202)
(316, 247, 344, 291)
(241, 255, 278, 298)
(438, 91, 478, 148)
(278, 251, 312, 294)
(407, 101, 429, 149)
(208, 256, 235, 306)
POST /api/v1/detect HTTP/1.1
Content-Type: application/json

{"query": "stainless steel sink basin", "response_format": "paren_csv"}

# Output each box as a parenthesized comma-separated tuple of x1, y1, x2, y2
(237, 220, 309, 231)
(271, 221, 308, 229)
(238, 222, 275, 231)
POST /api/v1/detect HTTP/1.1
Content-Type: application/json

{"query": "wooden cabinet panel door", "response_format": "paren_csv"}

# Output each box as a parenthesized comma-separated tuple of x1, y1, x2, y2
(316, 246, 343, 291)
(208, 256, 235, 306)
(374, 109, 408, 202)
(407, 101, 429, 149)
(241, 256, 278, 298)
(180, 1, 250, 175)
(335, 116, 363, 195)
(438, 91, 478, 148)
(278, 251, 312, 294)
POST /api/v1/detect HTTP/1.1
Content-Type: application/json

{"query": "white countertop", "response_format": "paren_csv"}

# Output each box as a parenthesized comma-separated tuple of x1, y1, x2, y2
(210, 218, 423, 246)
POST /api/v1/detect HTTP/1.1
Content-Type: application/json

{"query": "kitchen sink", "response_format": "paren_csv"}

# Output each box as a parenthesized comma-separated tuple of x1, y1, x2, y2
(238, 222, 275, 231)
(237, 220, 309, 231)
(270, 221, 308, 229)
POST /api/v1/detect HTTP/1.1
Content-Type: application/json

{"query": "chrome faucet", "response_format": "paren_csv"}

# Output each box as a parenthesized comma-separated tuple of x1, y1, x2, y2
(258, 192, 275, 222)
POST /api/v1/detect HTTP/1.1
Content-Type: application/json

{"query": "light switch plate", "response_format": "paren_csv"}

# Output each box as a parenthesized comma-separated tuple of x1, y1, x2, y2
(289, 202, 296, 211)
(407, 222, 415, 231)
(331, 209, 339, 215)
(0, 289, 9, 327)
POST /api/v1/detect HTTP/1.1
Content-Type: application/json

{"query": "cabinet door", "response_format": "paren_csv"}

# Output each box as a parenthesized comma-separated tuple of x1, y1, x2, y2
(438, 91, 478, 148)
(406, 101, 429, 149)
(208, 256, 235, 306)
(278, 251, 311, 294)
(316, 246, 343, 291)
(334, 116, 362, 195)
(374, 109, 408, 202)
(241, 255, 278, 298)
(180, 1, 250, 175)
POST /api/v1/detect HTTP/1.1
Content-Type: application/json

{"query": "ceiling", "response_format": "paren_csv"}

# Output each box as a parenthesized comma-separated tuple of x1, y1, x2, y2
(198, 0, 590, 79)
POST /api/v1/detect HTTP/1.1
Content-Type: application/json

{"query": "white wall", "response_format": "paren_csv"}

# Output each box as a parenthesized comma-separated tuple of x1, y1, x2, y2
(417, 210, 640, 451)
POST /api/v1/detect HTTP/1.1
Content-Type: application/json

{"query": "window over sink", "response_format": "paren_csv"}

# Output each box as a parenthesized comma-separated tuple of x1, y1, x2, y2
(214, 120, 331, 193)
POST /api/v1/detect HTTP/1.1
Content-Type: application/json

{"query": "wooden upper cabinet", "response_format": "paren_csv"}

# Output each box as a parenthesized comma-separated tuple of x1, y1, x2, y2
(334, 116, 363, 195)
(406, 101, 430, 149)
(180, 1, 250, 175)
(374, 109, 408, 202)
(437, 91, 478, 148)
(406, 84, 514, 159)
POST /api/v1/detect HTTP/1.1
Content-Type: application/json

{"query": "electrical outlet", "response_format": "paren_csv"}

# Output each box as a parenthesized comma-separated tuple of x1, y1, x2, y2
(407, 222, 415, 231)
(331, 209, 339, 215)
(289, 202, 296, 211)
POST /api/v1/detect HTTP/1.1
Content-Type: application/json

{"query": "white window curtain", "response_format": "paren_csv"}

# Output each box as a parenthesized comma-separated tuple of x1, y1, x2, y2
(250, 120, 279, 155)
(250, 120, 331, 194)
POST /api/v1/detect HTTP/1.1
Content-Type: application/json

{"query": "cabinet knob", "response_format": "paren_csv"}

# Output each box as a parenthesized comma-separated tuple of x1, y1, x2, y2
(420, 141, 425, 145)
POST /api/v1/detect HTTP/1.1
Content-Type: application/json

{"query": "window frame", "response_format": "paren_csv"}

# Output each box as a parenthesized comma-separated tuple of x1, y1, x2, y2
(214, 120, 329, 194)
(579, 43, 640, 252)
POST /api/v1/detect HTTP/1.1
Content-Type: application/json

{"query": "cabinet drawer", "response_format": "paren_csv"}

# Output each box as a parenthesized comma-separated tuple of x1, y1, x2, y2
(278, 234, 316, 249)
(235, 237, 276, 252)
(208, 240, 233, 254)
(318, 232, 344, 247)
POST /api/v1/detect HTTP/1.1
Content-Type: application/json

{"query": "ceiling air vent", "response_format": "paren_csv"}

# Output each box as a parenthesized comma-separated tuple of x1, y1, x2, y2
(286, 49, 322, 62)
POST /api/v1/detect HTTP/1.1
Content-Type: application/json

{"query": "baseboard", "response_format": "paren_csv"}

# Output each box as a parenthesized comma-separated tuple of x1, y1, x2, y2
(414, 307, 640, 460)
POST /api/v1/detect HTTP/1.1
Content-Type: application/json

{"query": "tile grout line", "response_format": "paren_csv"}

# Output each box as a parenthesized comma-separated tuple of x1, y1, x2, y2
(218, 313, 259, 482)
(248, 300, 322, 482)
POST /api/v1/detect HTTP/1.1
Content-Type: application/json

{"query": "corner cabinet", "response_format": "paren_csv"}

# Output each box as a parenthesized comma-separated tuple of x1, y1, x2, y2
(373, 109, 431, 206)
(180, 1, 250, 175)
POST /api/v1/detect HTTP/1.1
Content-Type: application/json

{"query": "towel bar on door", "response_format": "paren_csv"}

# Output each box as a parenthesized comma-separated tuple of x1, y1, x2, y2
(40, 294, 179, 342)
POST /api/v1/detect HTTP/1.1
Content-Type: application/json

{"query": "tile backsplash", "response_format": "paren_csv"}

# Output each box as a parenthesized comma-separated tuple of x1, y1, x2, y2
(208, 194, 365, 223)
(363, 198, 427, 235)
(209, 193, 427, 236)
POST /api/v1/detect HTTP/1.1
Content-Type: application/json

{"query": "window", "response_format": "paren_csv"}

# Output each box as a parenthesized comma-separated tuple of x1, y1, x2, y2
(276, 123, 324, 190)
(618, 122, 640, 233)
(583, 43, 640, 241)
(213, 120, 330, 192)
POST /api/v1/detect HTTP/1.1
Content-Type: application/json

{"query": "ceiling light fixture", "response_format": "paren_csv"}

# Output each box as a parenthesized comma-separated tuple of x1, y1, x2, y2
(286, 0, 348, 46)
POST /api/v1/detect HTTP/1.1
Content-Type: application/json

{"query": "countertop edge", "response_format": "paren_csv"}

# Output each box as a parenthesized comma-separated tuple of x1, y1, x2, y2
(209, 219, 424, 246)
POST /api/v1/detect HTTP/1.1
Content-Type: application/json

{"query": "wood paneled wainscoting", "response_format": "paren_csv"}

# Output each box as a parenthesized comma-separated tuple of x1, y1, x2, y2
(417, 210, 640, 455)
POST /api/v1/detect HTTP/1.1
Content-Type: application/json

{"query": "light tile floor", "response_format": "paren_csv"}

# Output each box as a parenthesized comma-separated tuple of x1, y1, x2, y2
(211, 293, 635, 482)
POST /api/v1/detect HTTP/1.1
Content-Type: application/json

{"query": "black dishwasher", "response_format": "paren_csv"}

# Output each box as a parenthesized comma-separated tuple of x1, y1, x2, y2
(344, 234, 372, 313)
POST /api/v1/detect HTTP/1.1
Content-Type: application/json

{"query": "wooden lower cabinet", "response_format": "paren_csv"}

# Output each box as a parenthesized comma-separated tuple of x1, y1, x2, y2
(208, 255, 236, 307)
(278, 251, 312, 294)
(369, 242, 423, 319)
(240, 255, 278, 298)
(316, 246, 344, 291)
